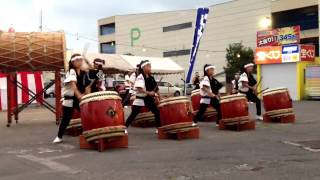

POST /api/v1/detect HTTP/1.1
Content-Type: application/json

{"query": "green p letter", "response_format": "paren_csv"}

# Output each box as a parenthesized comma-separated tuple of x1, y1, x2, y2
(131, 27, 141, 46)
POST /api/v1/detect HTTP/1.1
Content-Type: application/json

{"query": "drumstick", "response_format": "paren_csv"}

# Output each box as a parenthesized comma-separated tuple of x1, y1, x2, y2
(257, 88, 269, 95)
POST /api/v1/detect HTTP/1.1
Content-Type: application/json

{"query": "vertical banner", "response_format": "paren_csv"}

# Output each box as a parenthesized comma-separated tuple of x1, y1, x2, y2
(186, 8, 209, 83)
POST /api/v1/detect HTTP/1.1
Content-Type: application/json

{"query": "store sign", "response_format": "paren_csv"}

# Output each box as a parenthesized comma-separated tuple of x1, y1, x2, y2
(300, 45, 315, 62)
(257, 26, 300, 47)
(255, 46, 282, 64)
(282, 45, 300, 63)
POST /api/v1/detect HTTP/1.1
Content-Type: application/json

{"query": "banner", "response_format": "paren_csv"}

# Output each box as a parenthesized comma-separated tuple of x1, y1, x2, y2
(282, 44, 300, 63)
(255, 45, 316, 64)
(186, 8, 209, 83)
(257, 26, 300, 47)
(301, 45, 316, 62)
(255, 46, 282, 64)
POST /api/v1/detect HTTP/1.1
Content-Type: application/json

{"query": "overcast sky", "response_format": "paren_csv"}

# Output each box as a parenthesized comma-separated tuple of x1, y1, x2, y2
(0, 0, 229, 52)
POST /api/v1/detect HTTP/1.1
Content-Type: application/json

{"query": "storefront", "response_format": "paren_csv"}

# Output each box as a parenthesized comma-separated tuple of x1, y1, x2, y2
(255, 26, 318, 100)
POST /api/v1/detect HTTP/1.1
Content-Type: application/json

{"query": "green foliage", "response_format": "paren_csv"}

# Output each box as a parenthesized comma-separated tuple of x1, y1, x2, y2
(224, 42, 255, 82)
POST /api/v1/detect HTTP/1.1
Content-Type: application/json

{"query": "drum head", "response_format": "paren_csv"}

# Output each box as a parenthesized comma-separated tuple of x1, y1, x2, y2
(263, 87, 288, 97)
(220, 94, 246, 103)
(191, 89, 200, 96)
(80, 91, 121, 105)
(159, 96, 190, 107)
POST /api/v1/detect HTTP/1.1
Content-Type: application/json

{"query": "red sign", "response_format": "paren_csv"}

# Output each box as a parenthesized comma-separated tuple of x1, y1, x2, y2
(255, 46, 282, 64)
(301, 45, 315, 62)
(257, 26, 300, 47)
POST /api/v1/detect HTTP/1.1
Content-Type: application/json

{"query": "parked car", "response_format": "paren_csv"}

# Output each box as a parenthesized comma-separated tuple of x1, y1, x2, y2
(185, 83, 196, 95)
(44, 82, 55, 98)
(157, 81, 182, 97)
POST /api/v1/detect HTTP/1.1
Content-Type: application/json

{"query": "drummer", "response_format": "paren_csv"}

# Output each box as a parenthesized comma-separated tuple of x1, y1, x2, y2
(85, 58, 106, 93)
(238, 63, 263, 121)
(125, 60, 161, 133)
(122, 64, 140, 106)
(231, 72, 240, 94)
(194, 64, 223, 126)
(53, 54, 91, 144)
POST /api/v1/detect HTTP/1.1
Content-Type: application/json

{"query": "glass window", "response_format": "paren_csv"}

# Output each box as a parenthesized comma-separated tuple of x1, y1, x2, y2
(100, 23, 115, 36)
(163, 22, 192, 32)
(163, 49, 191, 57)
(272, 5, 318, 30)
(100, 42, 116, 54)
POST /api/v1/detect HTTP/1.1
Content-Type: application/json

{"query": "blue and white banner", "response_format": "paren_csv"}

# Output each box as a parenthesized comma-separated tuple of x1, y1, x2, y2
(186, 8, 209, 83)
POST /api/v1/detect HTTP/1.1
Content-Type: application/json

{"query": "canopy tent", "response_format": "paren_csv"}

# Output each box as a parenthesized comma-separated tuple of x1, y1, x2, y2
(65, 52, 184, 75)
(120, 55, 184, 74)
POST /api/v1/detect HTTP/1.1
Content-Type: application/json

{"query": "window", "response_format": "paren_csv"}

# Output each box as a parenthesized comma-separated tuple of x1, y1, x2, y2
(272, 6, 318, 30)
(163, 22, 192, 32)
(100, 23, 115, 36)
(100, 42, 115, 54)
(163, 49, 191, 57)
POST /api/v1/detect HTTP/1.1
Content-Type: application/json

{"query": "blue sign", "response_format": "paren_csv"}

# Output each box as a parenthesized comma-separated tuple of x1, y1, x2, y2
(186, 8, 210, 83)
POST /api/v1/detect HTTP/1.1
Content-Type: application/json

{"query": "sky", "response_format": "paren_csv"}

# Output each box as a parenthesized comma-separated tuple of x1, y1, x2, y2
(0, 0, 229, 52)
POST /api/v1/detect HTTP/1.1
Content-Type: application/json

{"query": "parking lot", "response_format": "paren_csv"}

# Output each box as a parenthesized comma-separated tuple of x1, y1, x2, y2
(0, 101, 320, 180)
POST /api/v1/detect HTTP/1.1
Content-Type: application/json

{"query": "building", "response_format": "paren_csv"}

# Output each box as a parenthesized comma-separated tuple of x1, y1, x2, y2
(257, 0, 319, 100)
(98, 0, 319, 99)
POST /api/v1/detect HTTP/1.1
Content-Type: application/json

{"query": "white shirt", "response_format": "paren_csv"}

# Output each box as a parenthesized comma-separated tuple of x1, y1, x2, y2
(62, 69, 77, 107)
(199, 76, 212, 104)
(124, 75, 131, 89)
(132, 74, 146, 106)
(238, 72, 249, 92)
(129, 73, 136, 94)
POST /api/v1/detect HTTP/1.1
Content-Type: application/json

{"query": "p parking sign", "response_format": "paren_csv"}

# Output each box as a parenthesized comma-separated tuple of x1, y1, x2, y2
(130, 27, 141, 46)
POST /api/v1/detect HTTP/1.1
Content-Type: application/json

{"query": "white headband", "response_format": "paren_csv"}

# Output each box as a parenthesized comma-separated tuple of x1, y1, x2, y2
(244, 63, 254, 68)
(141, 61, 151, 68)
(94, 61, 104, 66)
(205, 65, 215, 71)
(70, 55, 83, 62)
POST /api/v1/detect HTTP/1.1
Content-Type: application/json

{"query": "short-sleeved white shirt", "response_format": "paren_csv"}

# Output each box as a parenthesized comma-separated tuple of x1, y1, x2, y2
(199, 76, 212, 104)
(62, 69, 77, 107)
(129, 73, 136, 94)
(133, 74, 146, 106)
(124, 75, 130, 89)
(238, 72, 249, 92)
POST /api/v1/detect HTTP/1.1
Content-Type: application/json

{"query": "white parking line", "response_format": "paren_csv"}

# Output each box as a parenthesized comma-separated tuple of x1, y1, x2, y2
(17, 154, 80, 174)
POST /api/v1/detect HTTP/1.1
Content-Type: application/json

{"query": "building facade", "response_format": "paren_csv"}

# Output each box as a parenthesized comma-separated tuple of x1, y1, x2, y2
(98, 0, 319, 92)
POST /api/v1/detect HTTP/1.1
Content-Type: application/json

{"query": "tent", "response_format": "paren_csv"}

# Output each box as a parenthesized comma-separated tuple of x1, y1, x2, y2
(65, 52, 184, 75)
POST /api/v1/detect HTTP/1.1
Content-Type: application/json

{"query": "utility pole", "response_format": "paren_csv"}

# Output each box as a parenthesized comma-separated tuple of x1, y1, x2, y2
(39, 8, 43, 32)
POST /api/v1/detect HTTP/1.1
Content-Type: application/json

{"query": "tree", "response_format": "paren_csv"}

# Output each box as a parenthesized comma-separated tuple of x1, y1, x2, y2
(224, 42, 255, 83)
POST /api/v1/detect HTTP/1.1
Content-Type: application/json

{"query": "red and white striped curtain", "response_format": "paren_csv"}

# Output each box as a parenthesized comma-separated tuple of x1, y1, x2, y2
(0, 72, 44, 111)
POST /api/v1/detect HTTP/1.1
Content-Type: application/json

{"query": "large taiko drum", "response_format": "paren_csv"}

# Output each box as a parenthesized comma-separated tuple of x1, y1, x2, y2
(191, 89, 218, 122)
(0, 32, 65, 72)
(80, 91, 126, 142)
(130, 96, 155, 127)
(158, 96, 196, 133)
(220, 94, 249, 124)
(262, 88, 294, 118)
(66, 108, 82, 133)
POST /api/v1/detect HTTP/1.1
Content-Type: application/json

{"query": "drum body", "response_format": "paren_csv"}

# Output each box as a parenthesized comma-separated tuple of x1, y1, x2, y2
(191, 89, 217, 121)
(220, 94, 248, 120)
(191, 89, 201, 111)
(262, 88, 292, 112)
(0, 32, 65, 72)
(80, 91, 125, 141)
(159, 96, 193, 126)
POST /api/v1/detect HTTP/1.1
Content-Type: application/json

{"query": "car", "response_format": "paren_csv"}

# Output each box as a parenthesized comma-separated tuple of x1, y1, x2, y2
(157, 81, 182, 97)
(44, 82, 55, 98)
(185, 83, 196, 95)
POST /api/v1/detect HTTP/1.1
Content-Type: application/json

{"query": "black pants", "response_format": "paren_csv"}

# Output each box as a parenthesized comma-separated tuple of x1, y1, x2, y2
(57, 106, 74, 138)
(125, 98, 161, 128)
(245, 92, 261, 116)
(122, 89, 131, 106)
(194, 98, 221, 124)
